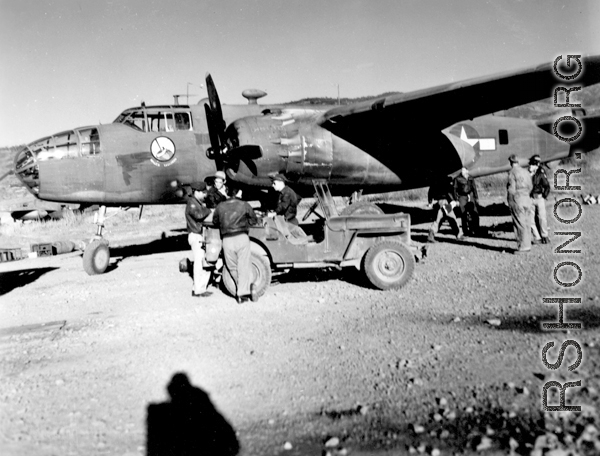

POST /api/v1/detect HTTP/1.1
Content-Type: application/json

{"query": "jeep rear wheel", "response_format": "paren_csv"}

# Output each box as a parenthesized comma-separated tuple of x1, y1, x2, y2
(362, 240, 414, 290)
(222, 250, 271, 298)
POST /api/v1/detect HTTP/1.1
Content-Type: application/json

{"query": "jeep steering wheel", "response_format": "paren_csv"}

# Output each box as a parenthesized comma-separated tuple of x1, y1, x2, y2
(302, 200, 324, 221)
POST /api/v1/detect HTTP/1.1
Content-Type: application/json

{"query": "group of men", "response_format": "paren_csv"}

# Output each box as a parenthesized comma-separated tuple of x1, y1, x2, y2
(507, 153, 550, 254)
(428, 154, 550, 254)
(184, 171, 300, 304)
(427, 166, 479, 243)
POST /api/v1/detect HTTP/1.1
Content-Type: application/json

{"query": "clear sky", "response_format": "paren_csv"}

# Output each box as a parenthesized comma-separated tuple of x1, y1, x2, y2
(1, 0, 599, 146)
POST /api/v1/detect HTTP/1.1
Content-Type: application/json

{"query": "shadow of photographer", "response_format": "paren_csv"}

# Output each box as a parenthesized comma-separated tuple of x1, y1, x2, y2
(147, 372, 239, 456)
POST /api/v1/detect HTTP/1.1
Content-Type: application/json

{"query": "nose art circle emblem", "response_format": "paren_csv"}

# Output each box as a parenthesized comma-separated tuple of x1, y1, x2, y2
(150, 137, 176, 162)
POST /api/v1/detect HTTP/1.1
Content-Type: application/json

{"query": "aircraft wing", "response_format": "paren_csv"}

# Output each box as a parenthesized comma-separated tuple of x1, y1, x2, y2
(318, 55, 600, 138)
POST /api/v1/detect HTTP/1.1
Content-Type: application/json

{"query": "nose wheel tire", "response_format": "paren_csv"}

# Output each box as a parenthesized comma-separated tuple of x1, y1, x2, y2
(83, 240, 110, 275)
(362, 240, 414, 290)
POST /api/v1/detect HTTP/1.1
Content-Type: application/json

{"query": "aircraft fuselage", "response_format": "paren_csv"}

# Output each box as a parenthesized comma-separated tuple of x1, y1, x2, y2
(14, 99, 590, 204)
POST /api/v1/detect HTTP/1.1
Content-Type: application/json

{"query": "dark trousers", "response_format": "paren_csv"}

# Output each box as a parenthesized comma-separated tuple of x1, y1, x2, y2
(458, 196, 479, 234)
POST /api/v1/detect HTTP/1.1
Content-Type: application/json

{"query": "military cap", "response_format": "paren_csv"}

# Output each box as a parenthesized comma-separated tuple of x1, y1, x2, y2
(269, 173, 286, 182)
(214, 171, 226, 180)
(508, 154, 519, 164)
(529, 155, 541, 165)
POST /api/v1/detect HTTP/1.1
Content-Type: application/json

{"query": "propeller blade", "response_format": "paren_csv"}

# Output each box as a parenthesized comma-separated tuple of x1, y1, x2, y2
(240, 158, 258, 176)
(204, 103, 222, 159)
(205, 73, 226, 141)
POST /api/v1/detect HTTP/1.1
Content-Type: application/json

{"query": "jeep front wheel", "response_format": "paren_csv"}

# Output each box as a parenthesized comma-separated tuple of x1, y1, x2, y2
(222, 250, 271, 298)
(362, 240, 414, 290)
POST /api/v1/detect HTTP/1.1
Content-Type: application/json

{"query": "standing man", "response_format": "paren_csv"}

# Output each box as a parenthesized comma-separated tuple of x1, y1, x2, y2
(212, 184, 259, 304)
(428, 176, 463, 243)
(507, 154, 533, 254)
(529, 154, 550, 244)
(206, 171, 228, 209)
(270, 174, 300, 225)
(185, 183, 213, 298)
(453, 167, 480, 236)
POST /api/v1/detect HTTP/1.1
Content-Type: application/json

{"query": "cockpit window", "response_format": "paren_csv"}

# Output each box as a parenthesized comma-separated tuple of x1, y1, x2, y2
(115, 108, 192, 132)
(174, 112, 192, 131)
(79, 128, 101, 155)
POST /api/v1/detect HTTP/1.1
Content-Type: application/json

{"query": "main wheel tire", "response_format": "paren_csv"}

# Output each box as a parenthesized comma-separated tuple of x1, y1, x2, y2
(340, 201, 384, 216)
(222, 249, 272, 298)
(83, 240, 110, 275)
(362, 240, 414, 290)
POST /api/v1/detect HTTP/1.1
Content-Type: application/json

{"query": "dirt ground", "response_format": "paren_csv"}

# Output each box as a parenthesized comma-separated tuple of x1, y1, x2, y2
(1, 196, 599, 456)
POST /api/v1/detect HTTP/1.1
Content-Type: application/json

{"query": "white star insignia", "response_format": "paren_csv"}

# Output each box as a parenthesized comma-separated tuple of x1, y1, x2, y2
(460, 126, 479, 147)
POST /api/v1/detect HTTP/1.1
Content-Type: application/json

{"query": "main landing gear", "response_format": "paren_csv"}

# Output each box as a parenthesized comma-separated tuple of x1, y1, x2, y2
(82, 205, 110, 275)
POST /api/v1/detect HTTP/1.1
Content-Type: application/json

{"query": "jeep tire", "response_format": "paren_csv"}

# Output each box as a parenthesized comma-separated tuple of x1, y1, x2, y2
(362, 240, 414, 290)
(222, 249, 271, 298)
(340, 201, 384, 216)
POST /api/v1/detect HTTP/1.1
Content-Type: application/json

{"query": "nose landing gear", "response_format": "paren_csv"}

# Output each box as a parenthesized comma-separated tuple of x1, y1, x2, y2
(83, 205, 110, 275)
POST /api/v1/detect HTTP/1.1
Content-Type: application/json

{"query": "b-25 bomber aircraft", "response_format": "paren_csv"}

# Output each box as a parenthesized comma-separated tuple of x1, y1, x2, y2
(13, 55, 600, 274)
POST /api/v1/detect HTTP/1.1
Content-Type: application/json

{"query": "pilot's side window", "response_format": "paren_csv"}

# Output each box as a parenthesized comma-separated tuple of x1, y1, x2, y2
(174, 112, 192, 131)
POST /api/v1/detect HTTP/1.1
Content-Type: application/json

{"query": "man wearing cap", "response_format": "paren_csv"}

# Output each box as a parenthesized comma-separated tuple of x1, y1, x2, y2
(212, 184, 259, 304)
(270, 174, 300, 225)
(185, 183, 213, 297)
(507, 154, 533, 254)
(206, 171, 228, 209)
(453, 167, 480, 236)
(529, 154, 551, 244)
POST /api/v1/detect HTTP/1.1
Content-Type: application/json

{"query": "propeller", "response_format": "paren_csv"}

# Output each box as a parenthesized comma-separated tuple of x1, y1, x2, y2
(204, 73, 262, 179)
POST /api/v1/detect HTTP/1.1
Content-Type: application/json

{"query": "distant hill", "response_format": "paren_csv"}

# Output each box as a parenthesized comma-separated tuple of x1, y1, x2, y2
(0, 146, 28, 201)
(505, 82, 600, 119)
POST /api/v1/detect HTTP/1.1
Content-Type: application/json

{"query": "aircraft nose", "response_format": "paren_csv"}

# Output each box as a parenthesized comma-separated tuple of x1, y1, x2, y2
(14, 144, 40, 195)
(14, 127, 101, 195)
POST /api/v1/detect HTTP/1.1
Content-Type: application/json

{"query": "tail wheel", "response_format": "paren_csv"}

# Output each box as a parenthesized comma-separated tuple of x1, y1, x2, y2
(340, 201, 384, 216)
(222, 248, 271, 298)
(83, 240, 110, 275)
(362, 240, 414, 290)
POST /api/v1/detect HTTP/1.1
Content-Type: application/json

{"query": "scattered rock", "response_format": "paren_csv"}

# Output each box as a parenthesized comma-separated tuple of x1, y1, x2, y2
(283, 441, 293, 450)
(486, 319, 501, 326)
(357, 404, 369, 415)
(476, 435, 493, 451)
(324, 437, 340, 448)
(412, 424, 425, 434)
